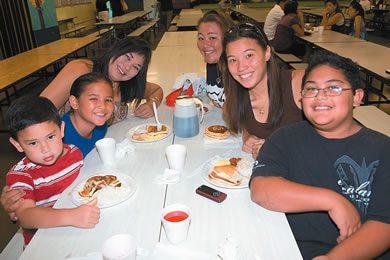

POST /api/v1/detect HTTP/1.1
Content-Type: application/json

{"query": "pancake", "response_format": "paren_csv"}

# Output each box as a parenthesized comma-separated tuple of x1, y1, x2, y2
(204, 125, 230, 140)
(78, 175, 122, 198)
(147, 125, 168, 136)
(208, 165, 241, 186)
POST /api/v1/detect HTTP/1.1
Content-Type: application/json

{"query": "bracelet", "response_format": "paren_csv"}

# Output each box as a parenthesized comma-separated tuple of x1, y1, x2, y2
(148, 96, 160, 105)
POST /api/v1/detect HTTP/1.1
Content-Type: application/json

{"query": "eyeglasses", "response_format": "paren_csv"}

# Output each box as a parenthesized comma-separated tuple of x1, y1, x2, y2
(225, 22, 269, 46)
(301, 86, 353, 98)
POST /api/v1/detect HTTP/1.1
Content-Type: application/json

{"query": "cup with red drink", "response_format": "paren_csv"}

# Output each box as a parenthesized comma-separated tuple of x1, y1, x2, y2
(161, 204, 191, 244)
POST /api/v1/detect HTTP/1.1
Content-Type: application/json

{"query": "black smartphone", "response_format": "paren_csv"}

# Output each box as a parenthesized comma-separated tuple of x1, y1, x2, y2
(196, 185, 227, 203)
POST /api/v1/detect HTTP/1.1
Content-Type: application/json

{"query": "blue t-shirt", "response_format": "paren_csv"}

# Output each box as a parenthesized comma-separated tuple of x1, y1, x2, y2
(61, 112, 107, 157)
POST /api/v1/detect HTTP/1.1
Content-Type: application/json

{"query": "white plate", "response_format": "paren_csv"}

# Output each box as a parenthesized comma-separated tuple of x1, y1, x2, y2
(127, 124, 172, 143)
(201, 158, 249, 189)
(71, 173, 136, 208)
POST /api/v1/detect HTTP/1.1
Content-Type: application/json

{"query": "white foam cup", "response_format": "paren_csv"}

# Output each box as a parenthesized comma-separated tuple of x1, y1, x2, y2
(165, 144, 186, 172)
(161, 204, 191, 244)
(318, 26, 324, 35)
(102, 234, 136, 260)
(96, 138, 116, 166)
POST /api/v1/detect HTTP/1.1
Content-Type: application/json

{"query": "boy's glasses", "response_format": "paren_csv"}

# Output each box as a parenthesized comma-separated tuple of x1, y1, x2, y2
(301, 86, 353, 98)
(225, 22, 269, 46)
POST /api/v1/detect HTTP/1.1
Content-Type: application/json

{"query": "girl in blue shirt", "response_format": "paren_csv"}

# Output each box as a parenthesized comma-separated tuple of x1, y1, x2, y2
(62, 72, 114, 156)
(349, 1, 367, 40)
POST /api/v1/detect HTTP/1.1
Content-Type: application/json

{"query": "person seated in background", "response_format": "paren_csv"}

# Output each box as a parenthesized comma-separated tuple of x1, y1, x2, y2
(6, 96, 100, 248)
(96, 0, 109, 21)
(349, 0, 367, 39)
(272, 0, 309, 61)
(250, 51, 390, 259)
(220, 22, 305, 159)
(264, 0, 288, 42)
(321, 0, 346, 33)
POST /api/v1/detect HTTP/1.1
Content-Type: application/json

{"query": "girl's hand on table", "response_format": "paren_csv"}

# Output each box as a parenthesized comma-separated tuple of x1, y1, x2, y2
(328, 195, 361, 243)
(1, 185, 25, 221)
(133, 102, 154, 118)
(73, 198, 100, 228)
(313, 256, 330, 260)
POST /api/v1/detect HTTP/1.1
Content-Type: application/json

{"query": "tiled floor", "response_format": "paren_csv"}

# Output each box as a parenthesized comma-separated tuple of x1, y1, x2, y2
(0, 21, 389, 253)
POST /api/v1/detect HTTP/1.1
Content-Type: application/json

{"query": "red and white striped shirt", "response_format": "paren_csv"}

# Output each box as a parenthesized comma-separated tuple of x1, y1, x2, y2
(6, 144, 83, 246)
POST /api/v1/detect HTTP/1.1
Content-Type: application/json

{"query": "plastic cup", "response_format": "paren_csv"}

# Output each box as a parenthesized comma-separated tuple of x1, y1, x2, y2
(102, 234, 136, 260)
(162, 204, 191, 244)
(165, 144, 186, 172)
(96, 138, 116, 166)
(318, 26, 324, 35)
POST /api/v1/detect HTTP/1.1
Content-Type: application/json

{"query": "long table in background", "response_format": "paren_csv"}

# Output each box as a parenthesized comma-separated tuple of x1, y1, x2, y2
(157, 31, 198, 47)
(15, 31, 303, 260)
(314, 41, 390, 105)
(229, 7, 270, 24)
(176, 9, 203, 30)
(299, 29, 365, 43)
(0, 37, 100, 107)
(95, 10, 151, 38)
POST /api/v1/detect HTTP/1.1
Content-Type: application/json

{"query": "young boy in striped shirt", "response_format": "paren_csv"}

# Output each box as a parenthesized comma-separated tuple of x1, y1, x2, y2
(6, 96, 100, 247)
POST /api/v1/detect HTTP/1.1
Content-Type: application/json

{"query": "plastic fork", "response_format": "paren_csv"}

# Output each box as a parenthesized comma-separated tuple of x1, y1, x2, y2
(152, 102, 162, 131)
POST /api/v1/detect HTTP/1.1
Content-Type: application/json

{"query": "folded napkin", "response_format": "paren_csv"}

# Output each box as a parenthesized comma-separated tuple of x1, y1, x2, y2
(154, 168, 181, 184)
(115, 138, 135, 159)
(217, 235, 238, 260)
(147, 243, 211, 260)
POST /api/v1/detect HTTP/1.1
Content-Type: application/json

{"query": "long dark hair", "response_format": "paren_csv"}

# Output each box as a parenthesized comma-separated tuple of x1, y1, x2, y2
(349, 0, 365, 21)
(220, 22, 283, 134)
(93, 36, 151, 106)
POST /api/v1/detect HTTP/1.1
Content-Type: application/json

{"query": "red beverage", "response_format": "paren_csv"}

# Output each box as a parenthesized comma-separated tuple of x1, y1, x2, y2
(164, 211, 189, 222)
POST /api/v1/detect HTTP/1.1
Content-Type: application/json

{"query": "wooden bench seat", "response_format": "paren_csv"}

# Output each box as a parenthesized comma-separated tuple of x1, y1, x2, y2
(290, 63, 308, 70)
(353, 106, 390, 137)
(61, 25, 87, 38)
(86, 27, 113, 37)
(128, 18, 160, 37)
(171, 15, 180, 25)
(274, 52, 302, 63)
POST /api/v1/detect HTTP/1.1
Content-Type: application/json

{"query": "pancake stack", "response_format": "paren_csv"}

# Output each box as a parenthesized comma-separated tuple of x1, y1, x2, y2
(204, 125, 230, 140)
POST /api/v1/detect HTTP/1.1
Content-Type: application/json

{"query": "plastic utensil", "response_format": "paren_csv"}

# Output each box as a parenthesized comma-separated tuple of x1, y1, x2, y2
(153, 102, 162, 131)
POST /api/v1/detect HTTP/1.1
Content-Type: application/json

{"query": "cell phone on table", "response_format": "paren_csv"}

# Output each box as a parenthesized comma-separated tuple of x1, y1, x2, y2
(196, 185, 227, 203)
(385, 69, 390, 74)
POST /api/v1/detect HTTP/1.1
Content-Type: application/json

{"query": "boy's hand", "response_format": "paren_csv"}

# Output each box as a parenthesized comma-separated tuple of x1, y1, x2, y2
(328, 196, 361, 243)
(72, 198, 100, 228)
(1, 186, 25, 221)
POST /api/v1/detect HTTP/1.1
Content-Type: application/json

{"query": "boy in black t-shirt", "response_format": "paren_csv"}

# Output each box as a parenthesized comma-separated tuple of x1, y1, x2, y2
(250, 52, 390, 259)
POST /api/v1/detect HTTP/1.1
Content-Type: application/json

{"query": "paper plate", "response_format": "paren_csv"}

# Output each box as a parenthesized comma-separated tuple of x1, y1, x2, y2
(71, 173, 136, 208)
